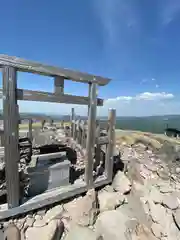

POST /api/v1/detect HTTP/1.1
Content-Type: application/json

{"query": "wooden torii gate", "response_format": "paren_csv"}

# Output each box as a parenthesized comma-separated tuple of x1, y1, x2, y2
(0, 54, 115, 219)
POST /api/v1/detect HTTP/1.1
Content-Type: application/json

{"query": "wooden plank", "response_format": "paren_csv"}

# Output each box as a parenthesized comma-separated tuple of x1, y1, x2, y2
(105, 109, 116, 182)
(0, 54, 111, 86)
(28, 119, 33, 141)
(95, 122, 101, 168)
(88, 83, 91, 116)
(0, 176, 110, 220)
(54, 76, 64, 94)
(2, 66, 20, 208)
(71, 108, 75, 138)
(85, 83, 97, 188)
(2, 89, 103, 106)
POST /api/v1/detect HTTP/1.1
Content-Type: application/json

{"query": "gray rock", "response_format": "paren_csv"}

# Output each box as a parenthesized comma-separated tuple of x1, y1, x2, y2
(4, 223, 21, 240)
(95, 210, 129, 240)
(98, 191, 126, 212)
(112, 171, 131, 194)
(173, 209, 180, 230)
(176, 167, 180, 174)
(33, 215, 47, 227)
(44, 205, 64, 223)
(151, 223, 165, 239)
(25, 219, 64, 240)
(64, 189, 98, 227)
(148, 200, 167, 224)
(64, 225, 96, 240)
(24, 216, 35, 228)
(162, 195, 179, 210)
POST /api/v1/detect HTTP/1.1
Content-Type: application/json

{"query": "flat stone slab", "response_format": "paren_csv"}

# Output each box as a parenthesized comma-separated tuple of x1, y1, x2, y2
(30, 152, 66, 168)
(27, 160, 70, 196)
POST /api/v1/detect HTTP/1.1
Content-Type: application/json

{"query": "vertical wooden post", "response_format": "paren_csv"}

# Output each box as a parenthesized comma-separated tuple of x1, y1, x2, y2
(3, 66, 20, 208)
(105, 109, 116, 182)
(85, 83, 97, 187)
(41, 119, 45, 131)
(28, 119, 33, 141)
(71, 108, 75, 138)
(88, 83, 91, 116)
(54, 76, 64, 94)
(95, 121, 101, 169)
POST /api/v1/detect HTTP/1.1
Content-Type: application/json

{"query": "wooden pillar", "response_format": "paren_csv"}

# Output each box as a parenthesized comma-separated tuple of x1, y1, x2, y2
(105, 109, 116, 182)
(95, 121, 101, 168)
(71, 108, 75, 138)
(3, 66, 20, 208)
(85, 83, 97, 188)
(54, 76, 64, 94)
(41, 119, 45, 131)
(88, 83, 91, 116)
(28, 119, 33, 141)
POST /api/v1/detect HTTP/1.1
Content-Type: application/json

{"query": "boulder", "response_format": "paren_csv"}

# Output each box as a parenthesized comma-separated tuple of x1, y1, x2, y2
(98, 190, 126, 212)
(4, 223, 21, 240)
(162, 194, 179, 210)
(112, 171, 131, 194)
(95, 210, 129, 240)
(63, 189, 98, 226)
(25, 219, 64, 240)
(44, 205, 64, 223)
(64, 225, 96, 240)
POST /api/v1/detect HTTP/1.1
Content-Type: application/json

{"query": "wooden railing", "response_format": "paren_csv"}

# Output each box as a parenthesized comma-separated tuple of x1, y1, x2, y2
(0, 54, 115, 220)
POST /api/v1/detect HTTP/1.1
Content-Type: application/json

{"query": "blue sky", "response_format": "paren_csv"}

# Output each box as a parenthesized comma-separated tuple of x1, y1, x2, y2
(1, 0, 180, 116)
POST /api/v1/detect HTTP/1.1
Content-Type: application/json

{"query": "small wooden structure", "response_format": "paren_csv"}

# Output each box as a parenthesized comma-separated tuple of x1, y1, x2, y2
(0, 54, 115, 220)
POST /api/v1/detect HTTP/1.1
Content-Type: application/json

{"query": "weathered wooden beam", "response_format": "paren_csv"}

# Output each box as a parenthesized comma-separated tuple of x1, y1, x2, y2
(0, 89, 103, 106)
(71, 108, 75, 138)
(3, 66, 20, 208)
(28, 119, 33, 141)
(0, 175, 111, 220)
(88, 83, 91, 116)
(0, 54, 111, 86)
(54, 76, 64, 94)
(85, 83, 97, 188)
(105, 109, 116, 182)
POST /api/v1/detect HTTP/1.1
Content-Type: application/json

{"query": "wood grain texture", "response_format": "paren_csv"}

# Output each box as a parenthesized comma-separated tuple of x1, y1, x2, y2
(54, 76, 64, 94)
(85, 83, 97, 188)
(0, 54, 111, 86)
(28, 119, 33, 141)
(0, 176, 111, 220)
(105, 109, 116, 181)
(71, 108, 75, 138)
(0, 88, 104, 106)
(2, 66, 20, 208)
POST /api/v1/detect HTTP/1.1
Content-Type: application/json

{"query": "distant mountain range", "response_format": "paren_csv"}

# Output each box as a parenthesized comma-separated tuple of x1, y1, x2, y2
(0, 110, 180, 133)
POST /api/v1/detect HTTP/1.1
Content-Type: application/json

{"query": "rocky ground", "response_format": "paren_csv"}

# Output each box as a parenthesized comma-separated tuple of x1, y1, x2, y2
(2, 128, 180, 239)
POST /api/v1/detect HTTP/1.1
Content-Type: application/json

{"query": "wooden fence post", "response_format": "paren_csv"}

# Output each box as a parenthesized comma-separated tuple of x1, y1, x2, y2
(105, 109, 116, 182)
(85, 82, 97, 187)
(3, 66, 20, 208)
(41, 119, 45, 131)
(95, 121, 101, 169)
(28, 119, 33, 141)
(54, 76, 64, 94)
(71, 108, 75, 138)
(88, 83, 91, 116)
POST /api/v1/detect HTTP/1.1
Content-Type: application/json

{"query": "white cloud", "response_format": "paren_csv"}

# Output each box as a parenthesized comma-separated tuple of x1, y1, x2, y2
(106, 92, 174, 103)
(0, 91, 176, 118)
(98, 91, 176, 116)
(135, 92, 174, 101)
